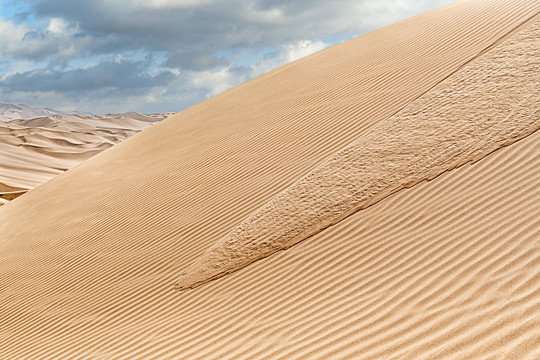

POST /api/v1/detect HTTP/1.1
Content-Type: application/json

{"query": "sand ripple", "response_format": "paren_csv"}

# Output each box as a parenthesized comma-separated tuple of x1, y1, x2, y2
(176, 17, 540, 290)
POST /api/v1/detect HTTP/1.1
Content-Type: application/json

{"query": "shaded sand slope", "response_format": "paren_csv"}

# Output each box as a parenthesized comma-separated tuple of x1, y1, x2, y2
(0, 112, 174, 204)
(1, 0, 539, 359)
(176, 16, 540, 290)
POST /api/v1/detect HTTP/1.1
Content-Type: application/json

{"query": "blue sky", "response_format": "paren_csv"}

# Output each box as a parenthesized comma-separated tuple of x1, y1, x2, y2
(0, 0, 455, 114)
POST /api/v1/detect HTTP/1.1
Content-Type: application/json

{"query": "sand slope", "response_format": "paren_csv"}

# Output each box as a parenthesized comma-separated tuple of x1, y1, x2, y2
(0, 112, 174, 204)
(176, 18, 540, 290)
(0, 0, 539, 359)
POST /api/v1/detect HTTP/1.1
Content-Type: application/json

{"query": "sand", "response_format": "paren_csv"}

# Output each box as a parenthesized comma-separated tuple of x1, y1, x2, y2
(0, 112, 174, 204)
(1, 0, 539, 359)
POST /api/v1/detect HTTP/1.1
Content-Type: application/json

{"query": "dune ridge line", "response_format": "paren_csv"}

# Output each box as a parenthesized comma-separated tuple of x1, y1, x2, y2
(175, 16, 540, 291)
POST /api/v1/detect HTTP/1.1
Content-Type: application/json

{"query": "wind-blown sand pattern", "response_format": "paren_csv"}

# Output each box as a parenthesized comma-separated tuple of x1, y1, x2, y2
(1, 0, 540, 359)
(0, 112, 174, 204)
(175, 12, 540, 290)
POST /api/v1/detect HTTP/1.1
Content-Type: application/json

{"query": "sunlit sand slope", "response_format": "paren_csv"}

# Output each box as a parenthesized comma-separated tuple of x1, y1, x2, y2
(176, 13, 540, 290)
(168, 118, 540, 360)
(0, 0, 539, 359)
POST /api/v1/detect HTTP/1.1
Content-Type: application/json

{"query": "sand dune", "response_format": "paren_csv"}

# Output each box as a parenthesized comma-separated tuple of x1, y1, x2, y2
(0, 101, 67, 122)
(1, 0, 539, 359)
(0, 112, 175, 204)
(176, 19, 540, 290)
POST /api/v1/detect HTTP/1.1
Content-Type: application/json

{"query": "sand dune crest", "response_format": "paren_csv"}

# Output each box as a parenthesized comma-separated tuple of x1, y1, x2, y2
(175, 17, 540, 290)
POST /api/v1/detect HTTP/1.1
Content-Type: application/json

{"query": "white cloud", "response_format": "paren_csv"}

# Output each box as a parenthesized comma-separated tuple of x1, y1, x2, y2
(343, 0, 456, 30)
(188, 67, 247, 98)
(6, 18, 89, 60)
(0, 17, 27, 45)
(47, 18, 69, 34)
(0, 60, 34, 79)
(285, 39, 328, 62)
(183, 39, 328, 100)
(242, 5, 284, 25)
(58, 45, 78, 58)
(250, 39, 329, 77)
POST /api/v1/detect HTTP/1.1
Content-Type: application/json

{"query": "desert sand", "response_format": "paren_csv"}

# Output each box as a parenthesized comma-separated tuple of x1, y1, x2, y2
(0, 112, 174, 204)
(1, 0, 539, 359)
(176, 19, 540, 290)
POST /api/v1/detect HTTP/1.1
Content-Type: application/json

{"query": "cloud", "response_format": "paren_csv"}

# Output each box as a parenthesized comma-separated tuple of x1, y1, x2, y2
(1, 58, 176, 93)
(1, 0, 456, 113)
(0, 16, 28, 55)
(46, 17, 71, 34)
(164, 50, 229, 71)
(133, 0, 211, 9)
(4, 17, 95, 60)
(285, 39, 328, 62)
(17, 0, 455, 55)
(187, 66, 249, 98)
(250, 39, 329, 76)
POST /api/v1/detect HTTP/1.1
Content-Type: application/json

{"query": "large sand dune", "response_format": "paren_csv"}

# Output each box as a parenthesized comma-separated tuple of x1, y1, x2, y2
(176, 18, 540, 290)
(1, 0, 539, 359)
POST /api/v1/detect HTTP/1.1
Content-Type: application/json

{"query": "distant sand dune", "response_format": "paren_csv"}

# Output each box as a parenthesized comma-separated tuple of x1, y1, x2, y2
(0, 112, 173, 202)
(1, 0, 539, 359)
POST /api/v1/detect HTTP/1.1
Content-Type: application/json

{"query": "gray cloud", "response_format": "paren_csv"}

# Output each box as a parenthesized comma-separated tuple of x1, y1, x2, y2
(2, 0, 455, 113)
(16, 0, 454, 56)
(2, 58, 176, 93)
(9, 11, 32, 23)
(164, 50, 229, 71)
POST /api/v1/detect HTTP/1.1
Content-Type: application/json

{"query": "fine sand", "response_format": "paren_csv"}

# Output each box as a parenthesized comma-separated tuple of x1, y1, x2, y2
(1, 0, 539, 359)
(176, 18, 540, 290)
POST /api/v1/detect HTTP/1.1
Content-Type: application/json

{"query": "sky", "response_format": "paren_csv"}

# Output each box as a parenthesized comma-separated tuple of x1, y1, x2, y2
(0, 0, 455, 114)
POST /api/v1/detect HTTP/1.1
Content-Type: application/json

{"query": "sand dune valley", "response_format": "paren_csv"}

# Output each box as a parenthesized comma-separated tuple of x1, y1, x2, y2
(1, 0, 540, 359)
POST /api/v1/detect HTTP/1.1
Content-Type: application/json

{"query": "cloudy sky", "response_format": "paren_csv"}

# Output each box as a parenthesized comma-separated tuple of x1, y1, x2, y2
(0, 0, 455, 114)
